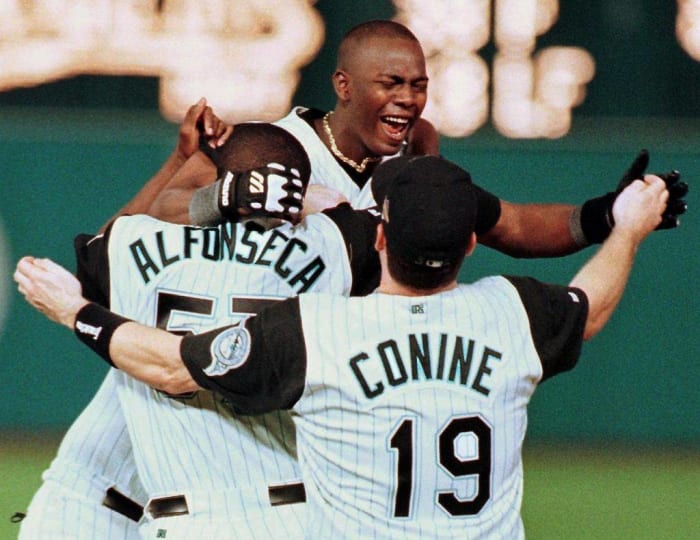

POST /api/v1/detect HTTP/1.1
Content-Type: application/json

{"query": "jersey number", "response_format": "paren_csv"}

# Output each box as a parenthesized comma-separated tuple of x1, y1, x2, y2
(154, 291, 281, 398)
(155, 291, 281, 334)
(389, 415, 491, 518)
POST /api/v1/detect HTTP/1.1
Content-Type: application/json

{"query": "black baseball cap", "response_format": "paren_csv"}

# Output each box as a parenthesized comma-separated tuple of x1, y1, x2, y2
(376, 155, 478, 270)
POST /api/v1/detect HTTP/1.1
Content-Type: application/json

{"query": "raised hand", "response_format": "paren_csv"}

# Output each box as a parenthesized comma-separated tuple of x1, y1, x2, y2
(177, 98, 233, 161)
(612, 176, 669, 243)
(580, 150, 689, 243)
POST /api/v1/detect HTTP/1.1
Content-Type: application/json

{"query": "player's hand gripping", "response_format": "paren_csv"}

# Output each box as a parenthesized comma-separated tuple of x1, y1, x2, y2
(611, 175, 669, 244)
(14, 256, 88, 329)
(177, 97, 233, 161)
(580, 150, 688, 243)
(217, 163, 305, 223)
(614, 150, 688, 229)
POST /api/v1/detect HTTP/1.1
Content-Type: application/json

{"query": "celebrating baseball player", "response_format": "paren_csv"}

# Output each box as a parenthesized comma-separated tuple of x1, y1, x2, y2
(150, 20, 687, 255)
(17, 122, 436, 539)
(14, 18, 688, 539)
(16, 154, 673, 538)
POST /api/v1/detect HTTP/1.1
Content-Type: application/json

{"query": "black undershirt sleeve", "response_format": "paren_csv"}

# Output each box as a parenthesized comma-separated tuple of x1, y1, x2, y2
(504, 275, 589, 382)
(181, 296, 307, 415)
(471, 183, 502, 236)
(321, 203, 381, 297)
(73, 223, 115, 308)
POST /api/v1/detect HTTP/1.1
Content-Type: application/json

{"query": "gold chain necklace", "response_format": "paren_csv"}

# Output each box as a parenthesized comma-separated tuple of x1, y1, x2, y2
(322, 111, 381, 173)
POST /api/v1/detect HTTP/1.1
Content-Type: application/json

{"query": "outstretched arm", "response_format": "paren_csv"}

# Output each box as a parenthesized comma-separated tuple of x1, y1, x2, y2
(477, 150, 687, 258)
(479, 200, 579, 257)
(14, 257, 194, 394)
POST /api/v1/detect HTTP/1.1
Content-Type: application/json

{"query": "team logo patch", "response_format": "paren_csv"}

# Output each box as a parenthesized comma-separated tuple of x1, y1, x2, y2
(411, 303, 425, 314)
(203, 326, 251, 377)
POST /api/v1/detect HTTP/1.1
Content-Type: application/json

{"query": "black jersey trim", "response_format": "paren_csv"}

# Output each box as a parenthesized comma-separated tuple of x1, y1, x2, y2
(74, 221, 117, 308)
(181, 297, 307, 414)
(322, 203, 381, 296)
(505, 275, 588, 382)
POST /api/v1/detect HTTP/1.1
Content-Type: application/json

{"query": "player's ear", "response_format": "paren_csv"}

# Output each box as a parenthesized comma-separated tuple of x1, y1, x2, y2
(375, 222, 386, 252)
(333, 70, 351, 101)
(465, 232, 477, 257)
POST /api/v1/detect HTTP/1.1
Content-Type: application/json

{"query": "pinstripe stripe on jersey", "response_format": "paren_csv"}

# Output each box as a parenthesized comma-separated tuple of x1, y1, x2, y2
(288, 278, 581, 539)
(103, 213, 353, 538)
(19, 369, 144, 539)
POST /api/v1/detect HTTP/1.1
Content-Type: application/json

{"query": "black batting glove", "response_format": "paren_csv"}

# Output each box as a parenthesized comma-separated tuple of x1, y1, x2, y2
(579, 150, 688, 243)
(656, 170, 688, 229)
(217, 163, 305, 223)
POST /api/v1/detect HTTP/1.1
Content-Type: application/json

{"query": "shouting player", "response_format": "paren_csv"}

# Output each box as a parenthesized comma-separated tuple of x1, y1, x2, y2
(17, 123, 421, 538)
(150, 20, 687, 255)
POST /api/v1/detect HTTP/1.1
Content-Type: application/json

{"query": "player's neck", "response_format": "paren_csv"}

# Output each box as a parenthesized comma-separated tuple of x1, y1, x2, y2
(376, 273, 458, 297)
(320, 110, 381, 172)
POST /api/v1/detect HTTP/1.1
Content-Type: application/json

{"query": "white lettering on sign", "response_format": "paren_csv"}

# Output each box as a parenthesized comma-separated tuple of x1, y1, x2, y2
(395, 0, 595, 138)
(0, 1, 323, 123)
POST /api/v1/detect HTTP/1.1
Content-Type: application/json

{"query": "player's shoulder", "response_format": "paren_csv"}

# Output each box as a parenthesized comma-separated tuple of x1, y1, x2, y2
(111, 213, 160, 229)
(273, 106, 310, 130)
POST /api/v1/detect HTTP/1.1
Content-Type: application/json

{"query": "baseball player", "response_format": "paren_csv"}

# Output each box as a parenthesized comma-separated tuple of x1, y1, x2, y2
(17, 123, 413, 539)
(153, 20, 686, 255)
(15, 155, 673, 538)
(16, 98, 231, 540)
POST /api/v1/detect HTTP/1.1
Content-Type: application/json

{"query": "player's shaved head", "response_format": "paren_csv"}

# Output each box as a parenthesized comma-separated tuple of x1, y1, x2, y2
(213, 123, 311, 185)
(336, 20, 421, 72)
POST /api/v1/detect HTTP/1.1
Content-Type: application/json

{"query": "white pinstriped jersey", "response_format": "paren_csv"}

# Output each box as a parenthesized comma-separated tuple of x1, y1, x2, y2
(273, 107, 504, 231)
(19, 368, 145, 539)
(75, 211, 369, 538)
(26, 106, 381, 536)
(274, 107, 396, 209)
(183, 277, 587, 539)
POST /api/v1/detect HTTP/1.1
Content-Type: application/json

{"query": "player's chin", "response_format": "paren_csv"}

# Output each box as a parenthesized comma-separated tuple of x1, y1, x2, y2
(371, 132, 406, 157)
(375, 123, 410, 155)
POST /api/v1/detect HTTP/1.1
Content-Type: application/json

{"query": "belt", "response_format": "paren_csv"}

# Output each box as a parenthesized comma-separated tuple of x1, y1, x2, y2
(147, 482, 306, 519)
(102, 486, 145, 523)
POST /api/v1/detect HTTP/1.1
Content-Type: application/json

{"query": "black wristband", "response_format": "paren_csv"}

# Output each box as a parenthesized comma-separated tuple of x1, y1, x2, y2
(74, 303, 131, 367)
(579, 192, 616, 244)
(217, 170, 241, 220)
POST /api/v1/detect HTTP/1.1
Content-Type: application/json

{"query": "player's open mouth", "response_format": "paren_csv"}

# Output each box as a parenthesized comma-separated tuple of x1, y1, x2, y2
(380, 115, 411, 142)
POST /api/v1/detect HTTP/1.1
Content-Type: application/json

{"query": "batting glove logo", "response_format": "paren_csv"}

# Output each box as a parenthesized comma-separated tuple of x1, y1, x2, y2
(204, 326, 251, 377)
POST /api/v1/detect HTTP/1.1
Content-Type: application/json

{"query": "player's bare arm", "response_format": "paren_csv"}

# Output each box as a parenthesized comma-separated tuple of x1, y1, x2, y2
(146, 149, 219, 224)
(477, 150, 687, 257)
(478, 200, 579, 257)
(14, 256, 195, 394)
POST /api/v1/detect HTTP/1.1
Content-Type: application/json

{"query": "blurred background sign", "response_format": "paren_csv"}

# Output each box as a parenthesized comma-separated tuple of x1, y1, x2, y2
(2, 1, 699, 133)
